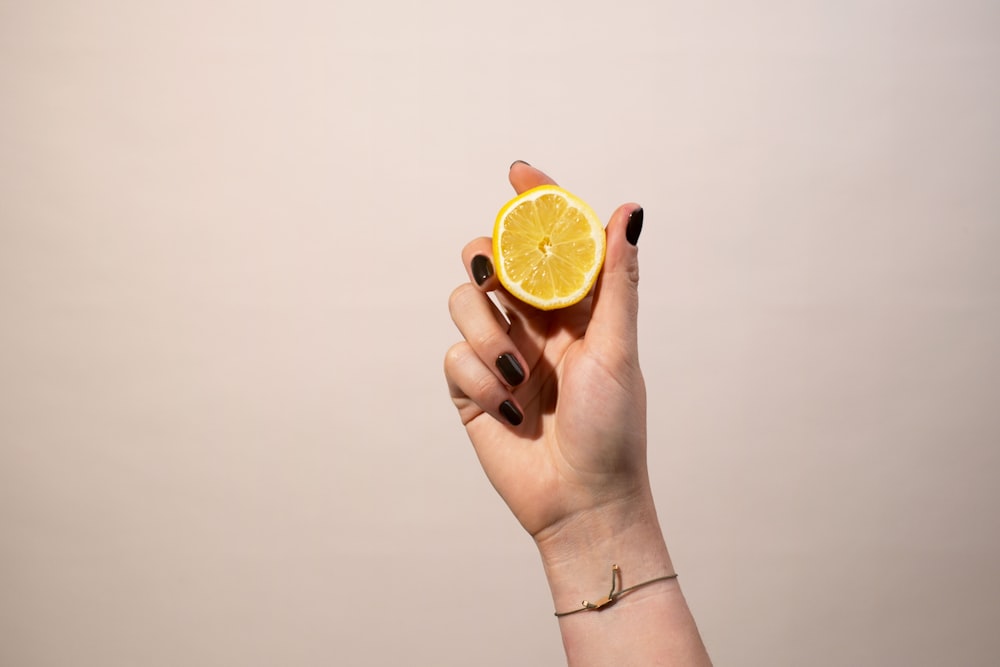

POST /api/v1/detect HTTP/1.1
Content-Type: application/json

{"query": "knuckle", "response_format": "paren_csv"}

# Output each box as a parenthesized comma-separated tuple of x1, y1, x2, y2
(628, 261, 640, 286)
(472, 328, 505, 352)
(448, 282, 477, 317)
(474, 371, 500, 397)
(444, 341, 469, 378)
(443, 342, 469, 371)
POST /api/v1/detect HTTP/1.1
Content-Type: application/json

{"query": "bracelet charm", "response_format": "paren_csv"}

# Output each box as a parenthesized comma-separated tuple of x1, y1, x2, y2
(554, 564, 679, 617)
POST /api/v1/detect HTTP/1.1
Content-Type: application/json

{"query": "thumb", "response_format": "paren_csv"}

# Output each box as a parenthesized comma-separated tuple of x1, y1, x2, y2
(586, 204, 643, 364)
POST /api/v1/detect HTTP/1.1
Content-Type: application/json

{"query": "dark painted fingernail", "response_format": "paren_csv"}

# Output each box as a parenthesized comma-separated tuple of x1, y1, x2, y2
(626, 207, 644, 246)
(496, 353, 525, 386)
(509, 159, 531, 170)
(471, 254, 493, 286)
(499, 400, 523, 426)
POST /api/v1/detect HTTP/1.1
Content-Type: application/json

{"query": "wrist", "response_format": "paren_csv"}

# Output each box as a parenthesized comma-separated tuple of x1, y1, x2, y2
(534, 490, 675, 614)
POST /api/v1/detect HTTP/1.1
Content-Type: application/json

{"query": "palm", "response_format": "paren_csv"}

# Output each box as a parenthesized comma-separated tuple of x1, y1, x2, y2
(463, 295, 646, 538)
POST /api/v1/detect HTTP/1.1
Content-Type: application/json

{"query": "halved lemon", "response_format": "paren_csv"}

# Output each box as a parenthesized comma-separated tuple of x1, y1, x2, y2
(492, 185, 606, 310)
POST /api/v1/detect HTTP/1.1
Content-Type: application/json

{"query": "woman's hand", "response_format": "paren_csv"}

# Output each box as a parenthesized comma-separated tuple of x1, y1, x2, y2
(446, 163, 710, 665)
(444, 161, 648, 545)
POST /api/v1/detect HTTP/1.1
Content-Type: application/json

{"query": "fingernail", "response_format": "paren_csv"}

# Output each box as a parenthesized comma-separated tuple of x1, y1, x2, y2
(509, 159, 531, 170)
(471, 254, 494, 286)
(496, 353, 525, 386)
(499, 400, 523, 426)
(626, 207, 644, 246)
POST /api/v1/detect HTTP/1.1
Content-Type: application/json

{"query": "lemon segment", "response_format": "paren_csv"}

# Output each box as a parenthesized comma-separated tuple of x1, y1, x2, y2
(492, 185, 606, 310)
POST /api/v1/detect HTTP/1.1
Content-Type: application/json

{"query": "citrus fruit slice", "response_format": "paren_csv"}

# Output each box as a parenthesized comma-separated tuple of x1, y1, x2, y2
(492, 185, 606, 310)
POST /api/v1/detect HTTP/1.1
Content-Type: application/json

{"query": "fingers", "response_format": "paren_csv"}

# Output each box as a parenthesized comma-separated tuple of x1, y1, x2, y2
(450, 231, 536, 428)
(445, 342, 524, 427)
(449, 281, 529, 387)
(587, 204, 644, 366)
(509, 160, 558, 194)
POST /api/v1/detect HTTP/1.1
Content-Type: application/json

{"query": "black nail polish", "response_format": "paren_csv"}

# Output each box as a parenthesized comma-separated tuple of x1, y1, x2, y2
(499, 400, 523, 426)
(626, 207, 644, 246)
(471, 254, 493, 286)
(509, 159, 531, 170)
(496, 353, 525, 386)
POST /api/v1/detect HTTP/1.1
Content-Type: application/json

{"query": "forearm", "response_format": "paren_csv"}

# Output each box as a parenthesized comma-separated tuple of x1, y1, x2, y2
(536, 492, 711, 666)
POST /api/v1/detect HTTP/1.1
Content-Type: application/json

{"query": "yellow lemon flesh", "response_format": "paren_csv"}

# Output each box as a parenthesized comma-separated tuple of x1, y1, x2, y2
(492, 185, 606, 310)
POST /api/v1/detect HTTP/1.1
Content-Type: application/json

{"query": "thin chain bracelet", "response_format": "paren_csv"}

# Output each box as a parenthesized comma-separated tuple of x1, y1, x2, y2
(553, 564, 679, 617)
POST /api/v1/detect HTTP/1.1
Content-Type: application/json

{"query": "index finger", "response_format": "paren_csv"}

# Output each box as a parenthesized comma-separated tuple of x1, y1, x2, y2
(509, 161, 558, 194)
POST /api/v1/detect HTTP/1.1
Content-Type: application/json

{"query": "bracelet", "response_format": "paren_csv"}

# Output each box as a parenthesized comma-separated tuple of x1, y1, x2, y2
(553, 564, 678, 617)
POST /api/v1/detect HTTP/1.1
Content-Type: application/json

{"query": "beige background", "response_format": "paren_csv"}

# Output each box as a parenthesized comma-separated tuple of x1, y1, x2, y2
(2, 1, 998, 665)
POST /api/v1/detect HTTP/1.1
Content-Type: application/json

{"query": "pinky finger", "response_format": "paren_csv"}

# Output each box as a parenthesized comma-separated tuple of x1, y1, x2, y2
(444, 341, 524, 427)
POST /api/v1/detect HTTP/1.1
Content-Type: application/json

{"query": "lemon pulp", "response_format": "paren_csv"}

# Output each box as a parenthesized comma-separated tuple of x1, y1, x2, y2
(493, 185, 605, 310)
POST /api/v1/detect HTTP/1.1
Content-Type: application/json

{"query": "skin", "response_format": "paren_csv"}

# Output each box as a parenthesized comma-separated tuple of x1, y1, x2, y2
(445, 163, 711, 666)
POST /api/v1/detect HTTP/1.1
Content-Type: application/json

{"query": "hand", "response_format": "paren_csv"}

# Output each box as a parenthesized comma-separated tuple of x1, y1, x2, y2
(444, 162, 649, 545)
(447, 164, 711, 665)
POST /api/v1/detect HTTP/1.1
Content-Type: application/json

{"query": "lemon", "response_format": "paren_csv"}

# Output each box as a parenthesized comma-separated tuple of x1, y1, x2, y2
(492, 185, 606, 310)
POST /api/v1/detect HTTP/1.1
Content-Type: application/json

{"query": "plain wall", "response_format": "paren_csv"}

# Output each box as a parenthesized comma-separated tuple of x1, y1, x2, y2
(2, 1, 998, 665)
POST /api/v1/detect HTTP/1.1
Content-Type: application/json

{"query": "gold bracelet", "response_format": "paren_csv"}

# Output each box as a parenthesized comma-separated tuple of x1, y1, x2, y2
(553, 564, 678, 617)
